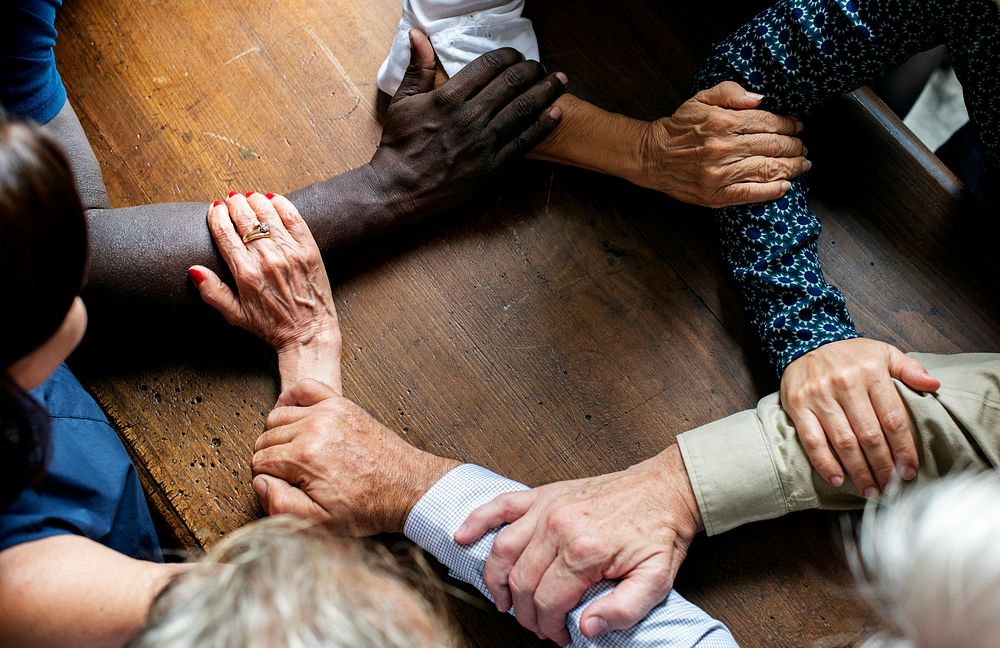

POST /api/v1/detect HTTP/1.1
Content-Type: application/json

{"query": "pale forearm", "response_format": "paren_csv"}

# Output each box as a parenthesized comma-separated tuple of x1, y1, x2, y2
(0, 536, 189, 648)
(528, 94, 646, 183)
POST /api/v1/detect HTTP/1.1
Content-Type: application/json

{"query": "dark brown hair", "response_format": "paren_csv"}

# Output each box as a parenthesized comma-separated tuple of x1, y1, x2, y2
(0, 111, 88, 510)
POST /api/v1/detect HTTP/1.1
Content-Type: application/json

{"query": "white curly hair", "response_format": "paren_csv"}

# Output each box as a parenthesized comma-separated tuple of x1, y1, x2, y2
(128, 516, 456, 648)
(851, 471, 1000, 648)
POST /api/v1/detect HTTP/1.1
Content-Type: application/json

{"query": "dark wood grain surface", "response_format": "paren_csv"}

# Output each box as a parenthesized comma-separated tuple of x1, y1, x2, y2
(54, 1, 998, 646)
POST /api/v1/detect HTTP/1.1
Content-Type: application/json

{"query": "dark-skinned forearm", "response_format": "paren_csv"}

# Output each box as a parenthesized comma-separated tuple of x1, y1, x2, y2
(48, 102, 434, 316)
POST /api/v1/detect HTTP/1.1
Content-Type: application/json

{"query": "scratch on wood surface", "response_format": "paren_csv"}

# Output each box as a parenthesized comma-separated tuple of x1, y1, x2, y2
(202, 132, 263, 161)
(302, 27, 370, 118)
(224, 47, 261, 65)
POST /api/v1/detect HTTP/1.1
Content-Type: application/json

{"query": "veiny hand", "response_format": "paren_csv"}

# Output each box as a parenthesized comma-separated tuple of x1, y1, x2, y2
(252, 380, 459, 535)
(780, 338, 941, 497)
(453, 446, 702, 645)
(633, 81, 808, 208)
(370, 29, 566, 217)
(189, 192, 341, 391)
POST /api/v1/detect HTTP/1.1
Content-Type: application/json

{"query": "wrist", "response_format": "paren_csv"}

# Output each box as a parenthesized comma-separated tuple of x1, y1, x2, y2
(529, 95, 648, 181)
(276, 326, 342, 392)
(648, 444, 704, 537)
(389, 451, 461, 533)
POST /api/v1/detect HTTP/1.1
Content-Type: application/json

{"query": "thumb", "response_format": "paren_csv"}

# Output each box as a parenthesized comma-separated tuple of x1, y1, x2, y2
(579, 558, 674, 638)
(888, 349, 941, 393)
(391, 29, 436, 104)
(253, 474, 327, 518)
(188, 265, 242, 325)
(694, 80, 763, 109)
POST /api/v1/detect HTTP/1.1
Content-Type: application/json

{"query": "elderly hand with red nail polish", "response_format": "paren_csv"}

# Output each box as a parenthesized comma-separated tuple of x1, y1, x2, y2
(188, 192, 341, 392)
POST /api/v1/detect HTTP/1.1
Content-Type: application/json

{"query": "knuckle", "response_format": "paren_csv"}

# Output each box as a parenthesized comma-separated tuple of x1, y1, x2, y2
(646, 567, 673, 593)
(829, 371, 854, 390)
(503, 64, 527, 88)
(564, 535, 602, 565)
(851, 467, 872, 484)
(799, 433, 827, 452)
(482, 51, 505, 71)
(507, 571, 528, 595)
(492, 534, 518, 561)
(833, 434, 857, 452)
(857, 428, 884, 447)
(546, 509, 573, 535)
(762, 158, 781, 179)
(881, 409, 908, 435)
(514, 94, 537, 117)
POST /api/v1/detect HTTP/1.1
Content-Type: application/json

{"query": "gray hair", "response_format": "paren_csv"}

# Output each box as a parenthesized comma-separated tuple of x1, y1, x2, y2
(850, 471, 1000, 648)
(130, 516, 457, 648)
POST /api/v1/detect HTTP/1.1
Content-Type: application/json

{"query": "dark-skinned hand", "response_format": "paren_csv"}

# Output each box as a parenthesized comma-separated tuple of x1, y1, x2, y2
(369, 29, 565, 219)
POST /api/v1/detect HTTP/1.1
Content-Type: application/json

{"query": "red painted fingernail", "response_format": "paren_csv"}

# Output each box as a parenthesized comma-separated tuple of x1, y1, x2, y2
(211, 200, 222, 207)
(265, 192, 275, 200)
(188, 267, 206, 285)
(245, 191, 254, 198)
(228, 191, 238, 198)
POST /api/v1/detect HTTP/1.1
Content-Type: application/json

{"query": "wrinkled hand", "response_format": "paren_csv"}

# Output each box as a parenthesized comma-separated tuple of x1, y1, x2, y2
(371, 29, 565, 217)
(781, 338, 941, 497)
(634, 81, 808, 207)
(189, 192, 341, 391)
(453, 446, 701, 645)
(252, 380, 459, 535)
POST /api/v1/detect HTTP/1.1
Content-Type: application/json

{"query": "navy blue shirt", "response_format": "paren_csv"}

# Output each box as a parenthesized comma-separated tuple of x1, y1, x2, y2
(0, 0, 67, 123)
(0, 365, 161, 561)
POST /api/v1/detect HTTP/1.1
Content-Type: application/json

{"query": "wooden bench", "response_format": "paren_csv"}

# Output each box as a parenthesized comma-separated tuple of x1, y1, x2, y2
(58, 0, 997, 645)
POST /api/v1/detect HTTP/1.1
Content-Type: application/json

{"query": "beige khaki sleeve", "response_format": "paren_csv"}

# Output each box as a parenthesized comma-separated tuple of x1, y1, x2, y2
(677, 353, 1000, 536)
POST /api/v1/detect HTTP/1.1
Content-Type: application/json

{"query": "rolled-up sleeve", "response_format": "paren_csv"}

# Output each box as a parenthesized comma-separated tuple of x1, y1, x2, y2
(679, 353, 1000, 536)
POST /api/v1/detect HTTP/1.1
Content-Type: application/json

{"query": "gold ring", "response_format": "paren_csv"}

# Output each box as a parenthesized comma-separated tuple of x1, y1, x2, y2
(242, 222, 271, 244)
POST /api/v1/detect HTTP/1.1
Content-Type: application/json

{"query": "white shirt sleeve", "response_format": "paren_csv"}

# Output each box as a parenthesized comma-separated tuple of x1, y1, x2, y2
(404, 464, 741, 647)
(377, 0, 540, 95)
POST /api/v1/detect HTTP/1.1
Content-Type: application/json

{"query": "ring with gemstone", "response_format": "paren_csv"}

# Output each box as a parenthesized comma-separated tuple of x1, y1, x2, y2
(242, 222, 271, 244)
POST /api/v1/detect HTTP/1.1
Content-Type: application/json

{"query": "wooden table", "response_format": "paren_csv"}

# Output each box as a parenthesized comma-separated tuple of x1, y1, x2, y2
(56, 1, 999, 646)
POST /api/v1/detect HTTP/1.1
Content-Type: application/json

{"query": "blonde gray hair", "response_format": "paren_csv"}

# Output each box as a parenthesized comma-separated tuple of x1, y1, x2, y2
(129, 516, 456, 648)
(851, 471, 1000, 648)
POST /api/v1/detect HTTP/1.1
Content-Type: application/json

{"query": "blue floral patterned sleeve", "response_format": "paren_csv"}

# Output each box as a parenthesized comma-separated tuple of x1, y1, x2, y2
(695, 0, 1000, 374)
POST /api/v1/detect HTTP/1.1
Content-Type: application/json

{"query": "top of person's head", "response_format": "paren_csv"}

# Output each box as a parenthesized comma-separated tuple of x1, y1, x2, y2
(852, 471, 1000, 648)
(129, 516, 457, 648)
(0, 109, 88, 510)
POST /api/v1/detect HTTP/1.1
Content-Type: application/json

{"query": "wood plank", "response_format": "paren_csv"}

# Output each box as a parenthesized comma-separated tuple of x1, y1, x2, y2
(53, 1, 998, 646)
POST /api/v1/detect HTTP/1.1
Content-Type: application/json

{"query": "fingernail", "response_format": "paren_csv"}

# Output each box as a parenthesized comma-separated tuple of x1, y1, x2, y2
(781, 180, 792, 191)
(583, 617, 609, 638)
(265, 192, 275, 200)
(245, 191, 255, 198)
(803, 146, 809, 156)
(831, 475, 844, 487)
(211, 200, 222, 207)
(795, 120, 805, 132)
(228, 191, 238, 198)
(803, 160, 813, 172)
(188, 267, 205, 285)
(549, 105, 563, 120)
(863, 487, 879, 500)
(555, 71, 569, 86)
(746, 91, 764, 101)
(901, 465, 917, 480)
(254, 477, 268, 500)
